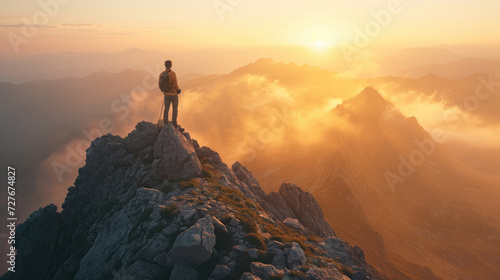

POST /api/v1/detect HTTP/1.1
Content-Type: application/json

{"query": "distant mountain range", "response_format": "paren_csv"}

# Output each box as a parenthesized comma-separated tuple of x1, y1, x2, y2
(396, 58, 500, 79)
(1, 58, 499, 279)
(246, 87, 500, 280)
(3, 45, 498, 84)
(0, 46, 324, 84)
(0, 48, 163, 84)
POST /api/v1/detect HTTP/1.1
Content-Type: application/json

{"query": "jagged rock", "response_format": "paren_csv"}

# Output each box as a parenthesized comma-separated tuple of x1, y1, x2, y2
(234, 244, 248, 253)
(221, 256, 231, 265)
(264, 192, 295, 220)
(73, 189, 166, 280)
(283, 218, 307, 233)
(181, 209, 197, 221)
(259, 212, 275, 224)
(306, 266, 347, 280)
(232, 161, 267, 200)
(4, 121, 379, 280)
(267, 240, 284, 250)
(212, 216, 228, 233)
(228, 261, 237, 272)
(170, 263, 199, 280)
(265, 183, 335, 238)
(137, 233, 170, 263)
(167, 215, 217, 265)
(163, 226, 178, 236)
(250, 262, 284, 280)
(232, 161, 259, 188)
(248, 248, 259, 259)
(15, 204, 59, 280)
(280, 184, 335, 237)
(112, 260, 164, 280)
(196, 145, 221, 159)
(271, 249, 286, 269)
(196, 146, 267, 202)
(210, 264, 232, 279)
(321, 237, 367, 268)
(196, 146, 234, 185)
(287, 242, 306, 269)
(153, 123, 201, 180)
(124, 121, 158, 152)
(230, 218, 240, 227)
(241, 272, 262, 280)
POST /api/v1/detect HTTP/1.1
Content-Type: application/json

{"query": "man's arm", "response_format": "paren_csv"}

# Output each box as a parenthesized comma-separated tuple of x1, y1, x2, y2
(170, 71, 180, 92)
(158, 73, 163, 92)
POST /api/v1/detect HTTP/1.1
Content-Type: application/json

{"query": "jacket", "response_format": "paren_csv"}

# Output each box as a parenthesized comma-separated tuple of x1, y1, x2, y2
(160, 70, 179, 95)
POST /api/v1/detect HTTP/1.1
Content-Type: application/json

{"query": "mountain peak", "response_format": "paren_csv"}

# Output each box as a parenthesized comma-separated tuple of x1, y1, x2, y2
(334, 87, 395, 118)
(230, 58, 329, 79)
(254, 57, 276, 65)
(419, 72, 443, 79)
(117, 47, 155, 55)
(8, 121, 378, 280)
(355, 86, 389, 105)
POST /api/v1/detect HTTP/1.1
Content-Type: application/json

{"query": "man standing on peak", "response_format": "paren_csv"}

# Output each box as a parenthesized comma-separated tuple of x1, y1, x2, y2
(159, 60, 182, 129)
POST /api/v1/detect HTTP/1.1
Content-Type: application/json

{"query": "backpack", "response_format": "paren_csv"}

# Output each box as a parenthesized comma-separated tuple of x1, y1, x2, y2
(159, 70, 171, 93)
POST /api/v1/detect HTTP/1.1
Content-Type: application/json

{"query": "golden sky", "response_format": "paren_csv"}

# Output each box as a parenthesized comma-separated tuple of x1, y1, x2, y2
(1, 0, 500, 56)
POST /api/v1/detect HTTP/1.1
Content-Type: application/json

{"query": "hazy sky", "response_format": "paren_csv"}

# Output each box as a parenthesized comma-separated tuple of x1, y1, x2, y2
(1, 0, 500, 56)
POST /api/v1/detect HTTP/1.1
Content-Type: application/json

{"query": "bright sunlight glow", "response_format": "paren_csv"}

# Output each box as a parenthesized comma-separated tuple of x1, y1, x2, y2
(296, 24, 338, 52)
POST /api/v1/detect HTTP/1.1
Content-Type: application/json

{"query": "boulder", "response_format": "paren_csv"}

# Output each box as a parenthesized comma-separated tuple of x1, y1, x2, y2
(230, 218, 240, 227)
(170, 263, 200, 280)
(136, 233, 170, 263)
(248, 248, 259, 259)
(181, 209, 197, 221)
(210, 264, 232, 279)
(283, 218, 307, 234)
(153, 123, 202, 180)
(280, 183, 335, 237)
(287, 242, 306, 269)
(241, 272, 262, 280)
(167, 215, 217, 265)
(212, 217, 228, 233)
(265, 183, 335, 238)
(267, 240, 284, 251)
(271, 249, 286, 269)
(306, 265, 346, 280)
(321, 237, 367, 268)
(250, 262, 284, 280)
(124, 121, 158, 152)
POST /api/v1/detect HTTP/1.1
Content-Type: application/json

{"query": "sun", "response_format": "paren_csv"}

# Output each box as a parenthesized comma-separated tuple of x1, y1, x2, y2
(310, 36, 330, 52)
(304, 25, 338, 52)
(316, 39, 324, 48)
(290, 23, 340, 52)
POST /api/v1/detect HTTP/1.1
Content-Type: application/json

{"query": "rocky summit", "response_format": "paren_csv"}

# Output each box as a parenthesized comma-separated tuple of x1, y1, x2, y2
(2, 122, 382, 280)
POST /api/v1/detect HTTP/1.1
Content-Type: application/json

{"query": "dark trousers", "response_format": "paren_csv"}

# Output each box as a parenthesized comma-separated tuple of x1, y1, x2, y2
(164, 95, 179, 125)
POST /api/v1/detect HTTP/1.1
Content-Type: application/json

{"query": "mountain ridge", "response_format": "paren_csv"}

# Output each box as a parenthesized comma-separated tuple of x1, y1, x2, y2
(396, 58, 500, 79)
(248, 87, 500, 280)
(1, 122, 382, 280)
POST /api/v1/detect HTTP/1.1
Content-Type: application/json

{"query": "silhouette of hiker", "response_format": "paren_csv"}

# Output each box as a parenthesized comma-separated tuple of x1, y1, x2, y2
(159, 60, 182, 129)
